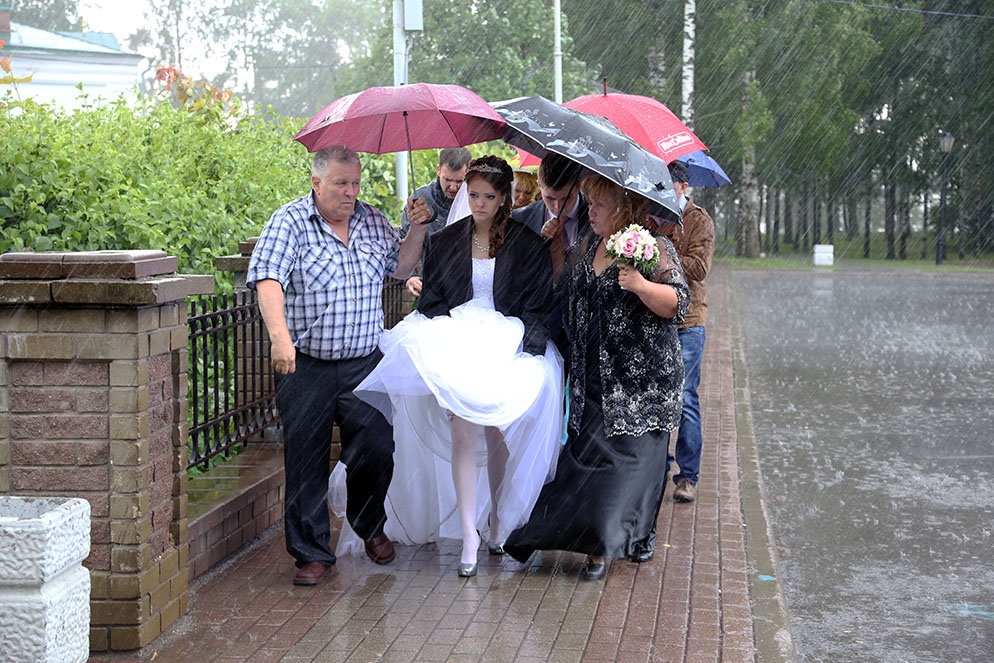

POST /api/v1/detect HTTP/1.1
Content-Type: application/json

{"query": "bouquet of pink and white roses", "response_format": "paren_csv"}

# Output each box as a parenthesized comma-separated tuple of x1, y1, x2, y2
(605, 224, 659, 274)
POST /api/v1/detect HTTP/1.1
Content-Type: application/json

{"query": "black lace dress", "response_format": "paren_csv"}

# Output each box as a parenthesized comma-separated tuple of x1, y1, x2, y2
(505, 231, 689, 561)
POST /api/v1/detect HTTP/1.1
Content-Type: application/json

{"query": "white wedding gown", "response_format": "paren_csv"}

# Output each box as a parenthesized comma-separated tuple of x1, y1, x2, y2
(329, 257, 564, 555)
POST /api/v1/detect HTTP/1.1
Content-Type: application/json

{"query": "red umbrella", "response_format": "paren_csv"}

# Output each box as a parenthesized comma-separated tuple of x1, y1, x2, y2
(564, 92, 706, 163)
(294, 83, 505, 154)
(511, 147, 542, 169)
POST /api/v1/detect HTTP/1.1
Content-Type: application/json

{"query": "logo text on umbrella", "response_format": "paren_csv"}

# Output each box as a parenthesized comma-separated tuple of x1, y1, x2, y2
(658, 132, 694, 153)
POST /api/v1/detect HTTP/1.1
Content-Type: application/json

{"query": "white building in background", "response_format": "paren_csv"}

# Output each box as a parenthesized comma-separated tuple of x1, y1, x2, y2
(1, 6, 146, 110)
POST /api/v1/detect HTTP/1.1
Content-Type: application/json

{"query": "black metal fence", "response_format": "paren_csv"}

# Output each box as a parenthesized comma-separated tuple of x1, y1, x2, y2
(381, 277, 408, 330)
(187, 290, 279, 470)
(186, 279, 409, 471)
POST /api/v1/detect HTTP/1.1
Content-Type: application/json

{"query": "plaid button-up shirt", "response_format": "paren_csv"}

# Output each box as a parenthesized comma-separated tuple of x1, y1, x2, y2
(247, 193, 400, 360)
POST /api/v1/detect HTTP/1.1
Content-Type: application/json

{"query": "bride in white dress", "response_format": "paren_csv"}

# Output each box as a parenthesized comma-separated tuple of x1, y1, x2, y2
(330, 155, 563, 576)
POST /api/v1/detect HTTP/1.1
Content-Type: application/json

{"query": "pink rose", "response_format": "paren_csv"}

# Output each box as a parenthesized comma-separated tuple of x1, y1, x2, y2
(623, 238, 636, 258)
(643, 244, 654, 260)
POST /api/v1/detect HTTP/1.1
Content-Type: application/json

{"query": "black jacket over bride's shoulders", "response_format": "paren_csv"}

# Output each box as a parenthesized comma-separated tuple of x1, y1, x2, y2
(417, 215, 553, 355)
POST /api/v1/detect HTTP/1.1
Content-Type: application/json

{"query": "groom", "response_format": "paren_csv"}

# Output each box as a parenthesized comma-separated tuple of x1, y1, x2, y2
(512, 153, 590, 360)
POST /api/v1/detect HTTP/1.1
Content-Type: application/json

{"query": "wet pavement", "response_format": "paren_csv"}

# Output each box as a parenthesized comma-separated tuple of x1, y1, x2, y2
(87, 268, 764, 663)
(732, 267, 994, 662)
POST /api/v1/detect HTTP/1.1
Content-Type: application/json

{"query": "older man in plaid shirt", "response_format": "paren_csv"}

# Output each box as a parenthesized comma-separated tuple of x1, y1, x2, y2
(247, 145, 429, 586)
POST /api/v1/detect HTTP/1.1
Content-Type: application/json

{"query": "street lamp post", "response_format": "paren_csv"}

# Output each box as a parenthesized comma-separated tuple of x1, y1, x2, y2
(936, 132, 954, 265)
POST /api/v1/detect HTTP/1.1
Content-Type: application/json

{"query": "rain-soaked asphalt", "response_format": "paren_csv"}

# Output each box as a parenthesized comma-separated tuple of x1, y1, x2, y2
(732, 267, 994, 663)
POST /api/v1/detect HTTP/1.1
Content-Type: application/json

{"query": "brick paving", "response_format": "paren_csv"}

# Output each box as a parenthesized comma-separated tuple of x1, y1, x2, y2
(89, 267, 761, 663)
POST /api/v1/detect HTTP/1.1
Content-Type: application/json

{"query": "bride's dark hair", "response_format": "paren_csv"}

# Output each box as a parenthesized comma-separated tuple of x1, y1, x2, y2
(464, 155, 513, 258)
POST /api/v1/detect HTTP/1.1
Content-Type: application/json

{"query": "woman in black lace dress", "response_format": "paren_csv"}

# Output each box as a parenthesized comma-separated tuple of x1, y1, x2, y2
(504, 174, 689, 580)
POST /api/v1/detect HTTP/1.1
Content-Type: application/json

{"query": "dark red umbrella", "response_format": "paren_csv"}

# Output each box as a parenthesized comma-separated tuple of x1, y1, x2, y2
(294, 83, 505, 154)
(564, 92, 706, 163)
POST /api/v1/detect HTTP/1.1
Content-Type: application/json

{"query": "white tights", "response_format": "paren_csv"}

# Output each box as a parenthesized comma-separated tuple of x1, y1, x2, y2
(449, 416, 508, 565)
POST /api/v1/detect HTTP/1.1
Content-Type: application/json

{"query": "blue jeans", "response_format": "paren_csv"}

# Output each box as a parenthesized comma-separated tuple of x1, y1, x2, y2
(672, 326, 705, 485)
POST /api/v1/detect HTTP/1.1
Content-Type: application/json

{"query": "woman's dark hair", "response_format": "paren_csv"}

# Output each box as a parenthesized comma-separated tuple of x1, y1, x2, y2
(464, 155, 514, 257)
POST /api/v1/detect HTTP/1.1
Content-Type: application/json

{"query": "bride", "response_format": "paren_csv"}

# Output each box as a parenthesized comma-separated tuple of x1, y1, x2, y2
(333, 155, 564, 577)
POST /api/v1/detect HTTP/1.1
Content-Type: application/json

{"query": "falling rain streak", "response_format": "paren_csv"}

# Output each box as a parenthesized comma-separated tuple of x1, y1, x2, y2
(3, 1, 994, 660)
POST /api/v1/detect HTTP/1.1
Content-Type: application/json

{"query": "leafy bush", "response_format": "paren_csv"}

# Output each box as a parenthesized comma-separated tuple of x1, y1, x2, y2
(0, 95, 306, 279)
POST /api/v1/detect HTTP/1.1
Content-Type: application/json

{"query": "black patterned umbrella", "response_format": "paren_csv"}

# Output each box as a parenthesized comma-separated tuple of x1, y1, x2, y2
(492, 96, 681, 218)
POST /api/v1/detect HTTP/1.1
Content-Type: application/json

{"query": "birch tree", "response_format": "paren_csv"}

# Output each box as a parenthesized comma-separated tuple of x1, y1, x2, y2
(681, 0, 695, 128)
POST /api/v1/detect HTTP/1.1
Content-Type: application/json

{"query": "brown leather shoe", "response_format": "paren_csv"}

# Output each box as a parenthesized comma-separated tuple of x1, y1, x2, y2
(293, 561, 328, 586)
(673, 479, 697, 503)
(364, 533, 396, 565)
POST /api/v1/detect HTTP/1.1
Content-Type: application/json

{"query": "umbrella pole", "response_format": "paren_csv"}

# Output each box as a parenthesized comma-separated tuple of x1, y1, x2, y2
(563, 179, 579, 215)
(404, 111, 417, 192)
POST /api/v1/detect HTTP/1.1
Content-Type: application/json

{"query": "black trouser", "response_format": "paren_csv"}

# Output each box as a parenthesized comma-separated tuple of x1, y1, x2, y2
(275, 350, 393, 567)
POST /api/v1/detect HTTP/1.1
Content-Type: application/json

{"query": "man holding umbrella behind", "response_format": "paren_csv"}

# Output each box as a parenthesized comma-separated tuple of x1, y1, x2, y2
(399, 147, 472, 297)
(247, 145, 429, 586)
(656, 162, 715, 504)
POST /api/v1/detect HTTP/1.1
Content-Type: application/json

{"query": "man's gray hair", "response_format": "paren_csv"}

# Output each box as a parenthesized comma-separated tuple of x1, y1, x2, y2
(312, 145, 361, 178)
(439, 147, 471, 171)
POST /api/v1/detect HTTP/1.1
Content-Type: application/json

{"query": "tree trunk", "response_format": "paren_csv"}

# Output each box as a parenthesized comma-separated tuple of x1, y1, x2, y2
(864, 181, 872, 258)
(946, 184, 969, 260)
(920, 190, 928, 260)
(759, 183, 767, 252)
(737, 151, 760, 257)
(800, 179, 809, 252)
(812, 178, 822, 245)
(697, 187, 715, 214)
(682, 0, 696, 128)
(981, 198, 994, 258)
(898, 185, 908, 260)
(884, 179, 896, 259)
(971, 190, 985, 259)
(736, 69, 760, 258)
(647, 0, 668, 99)
(173, 3, 185, 70)
(784, 192, 794, 246)
(846, 199, 857, 241)
(772, 188, 781, 253)
(724, 188, 732, 242)
(827, 196, 835, 246)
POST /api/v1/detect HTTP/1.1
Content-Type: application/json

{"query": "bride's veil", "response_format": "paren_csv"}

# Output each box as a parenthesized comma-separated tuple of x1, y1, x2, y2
(444, 174, 518, 226)
(445, 181, 470, 226)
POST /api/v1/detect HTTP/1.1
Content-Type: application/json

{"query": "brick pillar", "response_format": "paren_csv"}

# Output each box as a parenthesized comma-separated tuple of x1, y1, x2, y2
(0, 250, 213, 651)
(214, 236, 256, 292)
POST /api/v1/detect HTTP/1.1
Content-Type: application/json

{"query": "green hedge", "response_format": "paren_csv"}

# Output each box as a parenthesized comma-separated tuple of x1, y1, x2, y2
(1, 97, 302, 278)
(1, 94, 515, 285)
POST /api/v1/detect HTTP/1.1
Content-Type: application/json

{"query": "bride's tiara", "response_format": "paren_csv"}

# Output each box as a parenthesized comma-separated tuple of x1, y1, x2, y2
(468, 163, 503, 174)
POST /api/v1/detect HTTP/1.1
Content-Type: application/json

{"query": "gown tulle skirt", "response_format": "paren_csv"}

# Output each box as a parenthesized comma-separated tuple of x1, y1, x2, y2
(329, 299, 564, 556)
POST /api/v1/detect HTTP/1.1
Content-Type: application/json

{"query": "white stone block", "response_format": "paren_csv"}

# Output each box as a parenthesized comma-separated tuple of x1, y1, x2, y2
(813, 243, 834, 266)
(0, 497, 91, 663)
